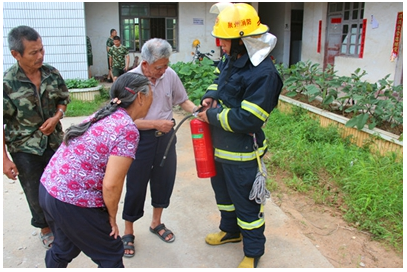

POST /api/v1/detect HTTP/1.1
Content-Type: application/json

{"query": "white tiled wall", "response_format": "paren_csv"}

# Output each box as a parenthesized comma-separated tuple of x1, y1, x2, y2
(3, 2, 88, 80)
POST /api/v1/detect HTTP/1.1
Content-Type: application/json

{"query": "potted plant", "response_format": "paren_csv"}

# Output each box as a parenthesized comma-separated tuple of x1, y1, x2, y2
(66, 77, 103, 101)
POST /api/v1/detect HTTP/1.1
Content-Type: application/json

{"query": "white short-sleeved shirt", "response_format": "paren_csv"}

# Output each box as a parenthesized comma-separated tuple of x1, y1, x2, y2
(128, 65, 188, 120)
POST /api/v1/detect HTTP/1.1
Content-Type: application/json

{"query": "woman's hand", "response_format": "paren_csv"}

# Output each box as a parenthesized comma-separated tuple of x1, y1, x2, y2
(109, 218, 120, 239)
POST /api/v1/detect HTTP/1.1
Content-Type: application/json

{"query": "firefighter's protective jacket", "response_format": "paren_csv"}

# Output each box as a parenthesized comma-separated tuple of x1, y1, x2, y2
(202, 53, 282, 164)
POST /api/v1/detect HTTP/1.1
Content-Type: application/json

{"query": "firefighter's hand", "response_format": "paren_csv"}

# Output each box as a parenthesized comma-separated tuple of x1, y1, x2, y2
(201, 98, 217, 110)
(155, 120, 175, 133)
(197, 111, 209, 124)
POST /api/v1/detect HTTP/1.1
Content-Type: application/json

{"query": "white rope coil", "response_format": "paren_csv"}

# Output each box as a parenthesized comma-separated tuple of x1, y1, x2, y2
(249, 158, 270, 205)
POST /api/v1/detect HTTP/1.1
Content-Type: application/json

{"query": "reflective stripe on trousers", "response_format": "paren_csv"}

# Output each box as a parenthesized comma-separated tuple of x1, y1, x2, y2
(211, 160, 266, 257)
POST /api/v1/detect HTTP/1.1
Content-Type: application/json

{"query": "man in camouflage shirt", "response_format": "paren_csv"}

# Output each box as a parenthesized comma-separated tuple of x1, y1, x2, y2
(3, 25, 70, 249)
(106, 29, 116, 82)
(108, 36, 130, 82)
(86, 36, 93, 79)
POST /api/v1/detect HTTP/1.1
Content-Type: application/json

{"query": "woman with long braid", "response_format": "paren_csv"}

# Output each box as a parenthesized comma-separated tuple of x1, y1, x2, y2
(39, 72, 153, 268)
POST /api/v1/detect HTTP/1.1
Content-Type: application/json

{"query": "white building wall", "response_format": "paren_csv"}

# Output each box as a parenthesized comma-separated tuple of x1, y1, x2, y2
(178, 2, 219, 63)
(3, 2, 88, 80)
(301, 2, 402, 83)
(301, 2, 327, 66)
(334, 2, 402, 82)
(258, 2, 287, 65)
(85, 2, 220, 78)
(84, 2, 120, 77)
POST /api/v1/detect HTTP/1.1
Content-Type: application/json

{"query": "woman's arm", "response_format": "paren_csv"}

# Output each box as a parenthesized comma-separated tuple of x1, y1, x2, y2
(103, 155, 133, 239)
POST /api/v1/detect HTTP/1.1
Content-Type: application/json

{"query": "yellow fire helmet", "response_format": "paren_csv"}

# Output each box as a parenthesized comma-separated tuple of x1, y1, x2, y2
(192, 39, 200, 47)
(211, 3, 269, 39)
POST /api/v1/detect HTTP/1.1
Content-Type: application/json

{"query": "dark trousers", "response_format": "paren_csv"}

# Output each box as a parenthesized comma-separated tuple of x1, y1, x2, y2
(10, 147, 55, 229)
(39, 184, 124, 268)
(123, 129, 177, 222)
(211, 160, 266, 258)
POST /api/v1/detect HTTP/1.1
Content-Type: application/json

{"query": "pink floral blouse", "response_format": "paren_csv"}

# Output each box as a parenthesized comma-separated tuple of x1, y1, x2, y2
(41, 108, 138, 208)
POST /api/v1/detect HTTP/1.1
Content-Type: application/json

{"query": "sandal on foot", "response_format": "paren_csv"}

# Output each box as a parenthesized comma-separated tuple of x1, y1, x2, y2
(39, 231, 54, 249)
(122, 234, 135, 258)
(149, 223, 175, 243)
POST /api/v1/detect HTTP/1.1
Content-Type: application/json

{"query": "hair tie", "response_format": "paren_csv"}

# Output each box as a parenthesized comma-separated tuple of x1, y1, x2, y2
(110, 98, 122, 105)
(91, 117, 97, 123)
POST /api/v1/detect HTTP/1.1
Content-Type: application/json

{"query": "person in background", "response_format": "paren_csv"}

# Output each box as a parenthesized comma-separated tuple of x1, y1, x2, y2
(108, 36, 130, 82)
(197, 3, 283, 268)
(131, 54, 139, 70)
(3, 25, 70, 249)
(106, 28, 116, 82)
(121, 38, 199, 258)
(39, 72, 153, 268)
(86, 35, 93, 79)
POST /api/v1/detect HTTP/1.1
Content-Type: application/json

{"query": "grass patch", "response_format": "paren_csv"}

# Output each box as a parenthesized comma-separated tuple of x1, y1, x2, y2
(65, 87, 110, 117)
(264, 107, 403, 251)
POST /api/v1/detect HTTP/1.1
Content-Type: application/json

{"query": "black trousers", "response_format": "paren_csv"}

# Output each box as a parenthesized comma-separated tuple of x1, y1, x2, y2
(123, 129, 177, 222)
(10, 147, 55, 229)
(39, 184, 124, 268)
(211, 160, 266, 258)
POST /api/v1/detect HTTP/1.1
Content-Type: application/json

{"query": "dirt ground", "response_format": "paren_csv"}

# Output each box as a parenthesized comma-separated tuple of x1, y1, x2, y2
(269, 167, 403, 268)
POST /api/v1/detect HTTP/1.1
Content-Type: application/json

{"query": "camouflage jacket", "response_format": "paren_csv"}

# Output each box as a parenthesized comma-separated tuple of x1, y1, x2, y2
(106, 37, 114, 56)
(3, 63, 70, 155)
(106, 37, 114, 48)
(108, 45, 129, 69)
(86, 36, 93, 57)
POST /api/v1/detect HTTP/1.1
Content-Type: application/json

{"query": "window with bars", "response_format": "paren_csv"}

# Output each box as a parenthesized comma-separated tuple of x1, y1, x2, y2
(119, 2, 178, 52)
(329, 2, 365, 57)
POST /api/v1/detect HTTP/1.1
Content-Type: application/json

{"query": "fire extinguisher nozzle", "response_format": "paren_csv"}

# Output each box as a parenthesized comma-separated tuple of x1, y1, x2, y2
(160, 157, 166, 167)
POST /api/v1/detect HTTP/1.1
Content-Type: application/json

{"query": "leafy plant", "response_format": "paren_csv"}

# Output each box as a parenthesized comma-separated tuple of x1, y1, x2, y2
(66, 77, 99, 89)
(171, 58, 217, 105)
(304, 64, 341, 110)
(339, 73, 403, 130)
(279, 61, 403, 131)
(283, 60, 321, 97)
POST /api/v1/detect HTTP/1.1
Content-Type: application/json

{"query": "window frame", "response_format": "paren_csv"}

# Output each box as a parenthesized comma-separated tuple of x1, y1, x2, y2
(328, 2, 365, 58)
(119, 2, 178, 52)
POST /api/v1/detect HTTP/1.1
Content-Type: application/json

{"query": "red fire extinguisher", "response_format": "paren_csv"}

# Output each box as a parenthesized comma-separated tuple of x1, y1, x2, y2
(190, 118, 216, 178)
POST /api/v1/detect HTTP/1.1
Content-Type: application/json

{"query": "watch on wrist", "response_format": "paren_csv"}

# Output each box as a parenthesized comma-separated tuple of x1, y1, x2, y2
(57, 108, 65, 119)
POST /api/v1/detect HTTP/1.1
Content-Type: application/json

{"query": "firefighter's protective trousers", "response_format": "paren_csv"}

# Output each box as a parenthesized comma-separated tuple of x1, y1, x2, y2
(211, 160, 265, 258)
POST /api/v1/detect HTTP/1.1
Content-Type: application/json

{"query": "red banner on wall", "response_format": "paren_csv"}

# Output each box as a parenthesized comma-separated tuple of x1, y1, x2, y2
(359, 19, 367, 58)
(391, 12, 403, 61)
(317, 20, 322, 53)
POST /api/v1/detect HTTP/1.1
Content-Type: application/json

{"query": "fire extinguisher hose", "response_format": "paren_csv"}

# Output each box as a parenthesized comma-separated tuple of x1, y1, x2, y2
(160, 114, 194, 167)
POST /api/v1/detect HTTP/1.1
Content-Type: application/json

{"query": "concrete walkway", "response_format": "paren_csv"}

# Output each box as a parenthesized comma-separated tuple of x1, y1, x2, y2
(2, 113, 334, 268)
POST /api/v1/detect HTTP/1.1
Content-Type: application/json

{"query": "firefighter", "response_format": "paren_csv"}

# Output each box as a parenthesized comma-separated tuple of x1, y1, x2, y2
(197, 3, 283, 268)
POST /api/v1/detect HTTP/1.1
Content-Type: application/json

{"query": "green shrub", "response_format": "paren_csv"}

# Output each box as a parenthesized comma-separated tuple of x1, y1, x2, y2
(279, 61, 403, 131)
(65, 77, 99, 89)
(171, 58, 217, 105)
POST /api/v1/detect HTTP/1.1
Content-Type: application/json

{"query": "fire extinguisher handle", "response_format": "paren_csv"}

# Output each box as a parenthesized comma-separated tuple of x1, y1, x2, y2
(160, 114, 194, 167)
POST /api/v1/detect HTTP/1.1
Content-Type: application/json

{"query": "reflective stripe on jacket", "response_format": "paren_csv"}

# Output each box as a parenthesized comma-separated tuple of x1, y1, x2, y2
(202, 53, 282, 164)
